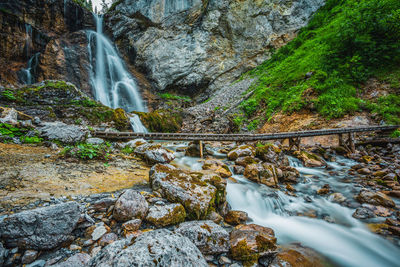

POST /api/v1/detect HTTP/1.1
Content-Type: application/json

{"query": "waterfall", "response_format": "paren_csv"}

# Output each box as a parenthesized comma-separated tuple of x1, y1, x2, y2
(87, 14, 148, 132)
(19, 52, 40, 85)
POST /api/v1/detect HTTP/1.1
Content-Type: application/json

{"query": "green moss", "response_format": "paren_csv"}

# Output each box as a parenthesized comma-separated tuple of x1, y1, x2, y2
(136, 110, 182, 133)
(239, 0, 400, 122)
(113, 108, 130, 130)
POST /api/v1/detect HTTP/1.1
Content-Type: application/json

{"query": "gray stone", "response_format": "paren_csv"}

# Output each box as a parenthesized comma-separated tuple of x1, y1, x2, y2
(175, 220, 229, 255)
(113, 189, 149, 222)
(107, 0, 324, 96)
(0, 202, 81, 250)
(146, 203, 186, 227)
(86, 138, 105, 145)
(352, 207, 376, 219)
(88, 229, 208, 267)
(22, 250, 39, 264)
(52, 253, 91, 267)
(91, 224, 108, 241)
(0, 108, 18, 124)
(26, 259, 46, 267)
(135, 143, 175, 163)
(38, 122, 88, 144)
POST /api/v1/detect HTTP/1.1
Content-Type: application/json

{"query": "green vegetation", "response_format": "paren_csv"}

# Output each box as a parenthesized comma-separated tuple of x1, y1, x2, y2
(71, 0, 93, 11)
(391, 129, 400, 138)
(1, 90, 16, 101)
(20, 136, 42, 144)
(158, 93, 191, 102)
(247, 119, 260, 131)
(61, 143, 111, 160)
(121, 146, 134, 154)
(0, 123, 42, 144)
(240, 0, 400, 127)
(0, 123, 27, 138)
(136, 110, 183, 133)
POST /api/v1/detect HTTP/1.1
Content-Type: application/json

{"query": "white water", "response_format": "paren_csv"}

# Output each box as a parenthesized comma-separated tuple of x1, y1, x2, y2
(129, 114, 148, 133)
(226, 156, 400, 267)
(168, 144, 400, 267)
(20, 52, 40, 85)
(87, 14, 147, 132)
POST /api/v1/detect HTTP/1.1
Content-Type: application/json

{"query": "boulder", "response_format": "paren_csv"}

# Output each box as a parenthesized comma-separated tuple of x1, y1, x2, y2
(175, 220, 229, 255)
(355, 190, 395, 208)
(244, 163, 281, 187)
(292, 150, 326, 167)
(255, 144, 286, 165)
(202, 159, 232, 178)
(113, 190, 149, 222)
(352, 207, 376, 220)
(224, 210, 248, 226)
(0, 202, 81, 250)
(230, 224, 277, 264)
(235, 156, 260, 167)
(146, 203, 186, 227)
(135, 143, 175, 163)
(150, 164, 226, 220)
(280, 166, 300, 184)
(38, 122, 88, 144)
(124, 138, 147, 148)
(88, 229, 208, 267)
(233, 165, 245, 175)
(228, 145, 255, 161)
(264, 244, 327, 267)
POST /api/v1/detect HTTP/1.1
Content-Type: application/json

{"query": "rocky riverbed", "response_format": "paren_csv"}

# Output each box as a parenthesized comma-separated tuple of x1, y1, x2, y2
(0, 130, 399, 266)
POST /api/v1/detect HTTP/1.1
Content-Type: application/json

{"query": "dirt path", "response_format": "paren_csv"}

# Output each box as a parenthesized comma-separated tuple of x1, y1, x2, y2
(0, 143, 149, 213)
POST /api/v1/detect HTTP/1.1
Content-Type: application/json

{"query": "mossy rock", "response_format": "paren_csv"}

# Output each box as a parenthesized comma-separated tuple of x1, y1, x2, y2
(135, 109, 182, 133)
(149, 164, 227, 220)
(145, 203, 186, 227)
(113, 108, 130, 131)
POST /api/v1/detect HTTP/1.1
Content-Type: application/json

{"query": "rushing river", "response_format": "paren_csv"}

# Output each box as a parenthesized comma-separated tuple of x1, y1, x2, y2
(168, 142, 400, 267)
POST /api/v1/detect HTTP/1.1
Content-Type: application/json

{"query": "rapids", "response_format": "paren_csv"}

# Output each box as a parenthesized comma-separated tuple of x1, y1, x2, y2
(170, 143, 400, 267)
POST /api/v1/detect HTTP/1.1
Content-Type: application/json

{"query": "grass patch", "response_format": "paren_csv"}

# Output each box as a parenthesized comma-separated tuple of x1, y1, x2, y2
(240, 0, 400, 124)
(61, 143, 111, 160)
(158, 93, 192, 102)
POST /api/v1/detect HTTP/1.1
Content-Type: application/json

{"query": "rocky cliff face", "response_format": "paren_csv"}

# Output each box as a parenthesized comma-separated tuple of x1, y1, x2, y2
(0, 0, 94, 94)
(106, 0, 325, 98)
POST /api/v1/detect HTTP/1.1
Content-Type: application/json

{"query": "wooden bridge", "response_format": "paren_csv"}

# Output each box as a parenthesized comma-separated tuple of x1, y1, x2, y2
(94, 125, 399, 155)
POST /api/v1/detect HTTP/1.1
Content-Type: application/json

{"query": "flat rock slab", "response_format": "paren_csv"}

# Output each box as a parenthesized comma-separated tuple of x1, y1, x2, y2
(88, 229, 208, 267)
(0, 202, 81, 250)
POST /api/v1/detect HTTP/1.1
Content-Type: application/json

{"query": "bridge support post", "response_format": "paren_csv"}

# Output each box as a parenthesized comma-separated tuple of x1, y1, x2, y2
(288, 138, 301, 151)
(199, 140, 203, 158)
(347, 133, 355, 153)
(338, 134, 344, 147)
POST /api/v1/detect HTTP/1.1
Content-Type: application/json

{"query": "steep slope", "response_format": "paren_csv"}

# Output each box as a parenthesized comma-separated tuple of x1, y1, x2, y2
(236, 0, 400, 131)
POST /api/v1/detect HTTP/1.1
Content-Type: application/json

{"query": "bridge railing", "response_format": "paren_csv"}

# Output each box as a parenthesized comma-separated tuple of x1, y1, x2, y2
(93, 125, 399, 142)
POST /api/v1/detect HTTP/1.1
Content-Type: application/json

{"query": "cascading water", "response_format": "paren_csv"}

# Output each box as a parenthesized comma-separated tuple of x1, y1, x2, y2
(19, 52, 40, 85)
(87, 14, 147, 132)
(226, 156, 400, 267)
(167, 144, 400, 267)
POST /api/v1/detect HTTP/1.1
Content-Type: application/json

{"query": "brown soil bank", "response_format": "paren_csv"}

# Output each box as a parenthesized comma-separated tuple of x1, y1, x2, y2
(0, 143, 149, 214)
